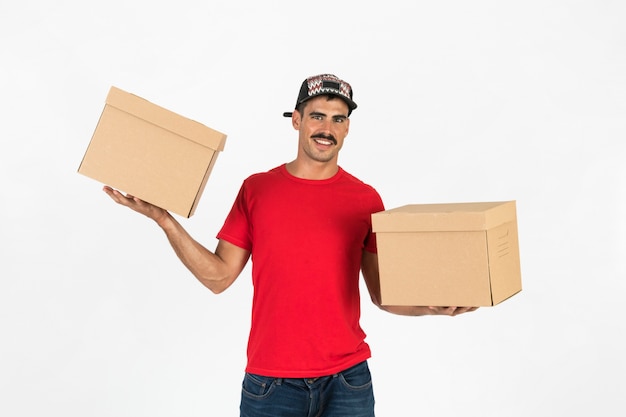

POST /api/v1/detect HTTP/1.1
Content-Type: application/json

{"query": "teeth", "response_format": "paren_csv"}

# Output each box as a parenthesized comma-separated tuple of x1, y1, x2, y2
(315, 139, 332, 145)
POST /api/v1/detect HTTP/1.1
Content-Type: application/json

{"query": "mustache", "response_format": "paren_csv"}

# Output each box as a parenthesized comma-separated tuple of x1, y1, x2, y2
(311, 133, 337, 145)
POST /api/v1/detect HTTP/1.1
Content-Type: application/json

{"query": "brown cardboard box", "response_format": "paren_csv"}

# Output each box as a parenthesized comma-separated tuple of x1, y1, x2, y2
(372, 201, 521, 307)
(78, 86, 227, 218)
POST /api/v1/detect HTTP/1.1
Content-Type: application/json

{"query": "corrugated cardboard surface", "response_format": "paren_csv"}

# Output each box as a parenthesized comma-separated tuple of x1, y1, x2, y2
(372, 201, 515, 231)
(372, 201, 522, 307)
(78, 87, 227, 217)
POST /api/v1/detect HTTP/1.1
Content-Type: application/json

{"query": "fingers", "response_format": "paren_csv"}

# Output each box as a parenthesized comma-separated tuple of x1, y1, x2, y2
(103, 186, 134, 206)
(427, 306, 479, 316)
(428, 306, 452, 315)
(449, 306, 478, 316)
(427, 306, 457, 315)
(102, 186, 168, 223)
(102, 185, 122, 202)
(102, 186, 143, 210)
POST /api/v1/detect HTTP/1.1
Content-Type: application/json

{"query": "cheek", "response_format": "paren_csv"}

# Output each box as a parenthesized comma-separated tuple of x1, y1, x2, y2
(334, 125, 349, 138)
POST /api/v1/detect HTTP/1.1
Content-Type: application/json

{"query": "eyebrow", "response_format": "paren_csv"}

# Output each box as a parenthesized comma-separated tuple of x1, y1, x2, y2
(309, 111, 348, 119)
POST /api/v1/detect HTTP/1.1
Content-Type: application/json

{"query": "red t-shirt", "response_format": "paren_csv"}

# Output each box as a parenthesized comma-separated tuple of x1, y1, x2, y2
(217, 164, 384, 377)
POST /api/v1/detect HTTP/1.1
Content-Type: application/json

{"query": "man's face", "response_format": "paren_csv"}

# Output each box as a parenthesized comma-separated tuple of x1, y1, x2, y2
(292, 95, 350, 164)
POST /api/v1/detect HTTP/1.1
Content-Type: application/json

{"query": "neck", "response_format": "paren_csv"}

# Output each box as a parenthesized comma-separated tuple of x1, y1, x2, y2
(285, 160, 339, 180)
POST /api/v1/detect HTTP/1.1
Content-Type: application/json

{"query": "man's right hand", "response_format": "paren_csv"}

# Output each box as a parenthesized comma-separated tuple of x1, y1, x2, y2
(102, 186, 170, 226)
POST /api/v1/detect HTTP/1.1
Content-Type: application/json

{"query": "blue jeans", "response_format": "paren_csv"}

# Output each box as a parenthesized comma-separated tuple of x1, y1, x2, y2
(239, 360, 375, 417)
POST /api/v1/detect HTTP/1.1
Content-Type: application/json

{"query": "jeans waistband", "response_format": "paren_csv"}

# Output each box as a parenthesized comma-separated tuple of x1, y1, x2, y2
(273, 360, 368, 387)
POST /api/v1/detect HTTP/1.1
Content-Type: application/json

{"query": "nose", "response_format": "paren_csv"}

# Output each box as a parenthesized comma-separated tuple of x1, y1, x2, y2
(321, 117, 334, 131)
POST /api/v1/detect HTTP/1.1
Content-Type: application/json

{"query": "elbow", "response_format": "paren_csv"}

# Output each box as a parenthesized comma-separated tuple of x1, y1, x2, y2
(369, 293, 386, 311)
(208, 281, 229, 295)
(199, 274, 235, 295)
(375, 301, 393, 313)
(207, 285, 225, 295)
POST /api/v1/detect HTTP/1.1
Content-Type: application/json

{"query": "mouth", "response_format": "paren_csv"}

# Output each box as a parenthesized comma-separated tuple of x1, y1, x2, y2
(312, 134, 337, 146)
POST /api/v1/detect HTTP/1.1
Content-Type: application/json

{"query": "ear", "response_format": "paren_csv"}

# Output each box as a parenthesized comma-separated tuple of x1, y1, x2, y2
(291, 110, 301, 130)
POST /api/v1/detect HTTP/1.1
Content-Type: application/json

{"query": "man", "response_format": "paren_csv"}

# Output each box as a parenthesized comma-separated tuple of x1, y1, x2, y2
(104, 74, 476, 416)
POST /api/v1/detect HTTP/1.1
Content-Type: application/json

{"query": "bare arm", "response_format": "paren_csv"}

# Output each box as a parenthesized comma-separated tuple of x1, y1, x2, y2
(360, 250, 477, 316)
(103, 186, 250, 294)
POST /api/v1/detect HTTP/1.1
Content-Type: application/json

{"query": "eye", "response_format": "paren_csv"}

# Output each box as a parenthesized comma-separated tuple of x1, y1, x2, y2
(333, 116, 346, 123)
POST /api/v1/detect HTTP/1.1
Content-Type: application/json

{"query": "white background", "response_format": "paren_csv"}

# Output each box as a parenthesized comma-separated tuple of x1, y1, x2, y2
(1, 1, 625, 416)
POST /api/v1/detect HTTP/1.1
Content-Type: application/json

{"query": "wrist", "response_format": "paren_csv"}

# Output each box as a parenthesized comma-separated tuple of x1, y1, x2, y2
(155, 211, 174, 229)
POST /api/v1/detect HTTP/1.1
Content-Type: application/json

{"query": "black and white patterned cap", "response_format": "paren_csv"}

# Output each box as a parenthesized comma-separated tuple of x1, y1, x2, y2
(283, 74, 357, 117)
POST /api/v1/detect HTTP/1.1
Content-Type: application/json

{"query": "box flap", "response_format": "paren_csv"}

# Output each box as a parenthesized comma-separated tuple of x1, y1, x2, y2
(372, 201, 516, 232)
(106, 86, 227, 151)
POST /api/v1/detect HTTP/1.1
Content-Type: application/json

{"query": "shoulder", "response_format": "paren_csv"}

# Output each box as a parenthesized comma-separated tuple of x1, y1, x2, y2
(339, 167, 380, 194)
(242, 165, 284, 186)
(337, 167, 385, 209)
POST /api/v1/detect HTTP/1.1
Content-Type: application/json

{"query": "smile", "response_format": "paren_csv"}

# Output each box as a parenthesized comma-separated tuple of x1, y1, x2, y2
(314, 138, 334, 146)
(312, 134, 337, 146)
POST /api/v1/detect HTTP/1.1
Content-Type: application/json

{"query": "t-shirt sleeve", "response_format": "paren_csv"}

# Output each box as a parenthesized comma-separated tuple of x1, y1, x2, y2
(363, 189, 385, 254)
(216, 181, 253, 251)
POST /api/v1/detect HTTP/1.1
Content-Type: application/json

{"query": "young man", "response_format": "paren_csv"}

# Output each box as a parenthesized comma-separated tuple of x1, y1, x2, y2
(104, 74, 476, 417)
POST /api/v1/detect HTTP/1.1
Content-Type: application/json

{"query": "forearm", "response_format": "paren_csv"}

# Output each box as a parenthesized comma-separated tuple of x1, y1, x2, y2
(157, 213, 233, 293)
(103, 186, 244, 292)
